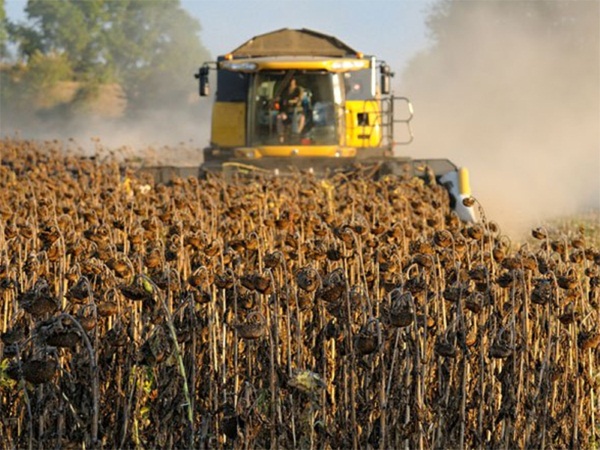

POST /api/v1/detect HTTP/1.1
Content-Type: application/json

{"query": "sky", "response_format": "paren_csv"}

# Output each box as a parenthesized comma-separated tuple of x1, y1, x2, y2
(4, 0, 437, 75)
(183, 0, 437, 72)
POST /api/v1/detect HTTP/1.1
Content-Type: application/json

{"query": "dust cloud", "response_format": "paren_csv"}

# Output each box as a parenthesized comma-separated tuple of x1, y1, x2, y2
(1, 84, 212, 168)
(399, 1, 600, 237)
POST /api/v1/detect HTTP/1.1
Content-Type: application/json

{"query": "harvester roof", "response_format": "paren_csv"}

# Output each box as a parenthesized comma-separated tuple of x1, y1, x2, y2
(228, 28, 361, 59)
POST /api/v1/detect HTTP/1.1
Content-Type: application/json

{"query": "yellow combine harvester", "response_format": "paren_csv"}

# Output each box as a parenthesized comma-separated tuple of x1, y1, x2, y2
(188, 28, 474, 221)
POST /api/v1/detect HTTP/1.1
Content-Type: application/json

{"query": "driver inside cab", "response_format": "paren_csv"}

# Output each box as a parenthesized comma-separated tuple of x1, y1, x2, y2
(276, 77, 307, 143)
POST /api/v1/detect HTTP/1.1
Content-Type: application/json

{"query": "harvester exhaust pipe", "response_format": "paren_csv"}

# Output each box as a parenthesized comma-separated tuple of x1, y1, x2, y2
(196, 65, 210, 96)
(380, 63, 392, 95)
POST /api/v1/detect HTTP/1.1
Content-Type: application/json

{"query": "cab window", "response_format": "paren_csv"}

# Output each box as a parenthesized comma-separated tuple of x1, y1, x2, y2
(249, 70, 340, 146)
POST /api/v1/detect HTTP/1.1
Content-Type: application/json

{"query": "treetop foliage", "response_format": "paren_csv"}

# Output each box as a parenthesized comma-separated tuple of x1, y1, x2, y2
(2, 0, 211, 123)
(0, 0, 7, 57)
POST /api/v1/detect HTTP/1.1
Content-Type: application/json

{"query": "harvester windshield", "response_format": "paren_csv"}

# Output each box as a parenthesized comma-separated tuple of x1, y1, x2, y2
(250, 70, 341, 146)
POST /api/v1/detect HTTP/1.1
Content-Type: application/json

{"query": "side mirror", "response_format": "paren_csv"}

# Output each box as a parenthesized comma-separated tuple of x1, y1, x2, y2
(195, 65, 210, 96)
(380, 63, 392, 95)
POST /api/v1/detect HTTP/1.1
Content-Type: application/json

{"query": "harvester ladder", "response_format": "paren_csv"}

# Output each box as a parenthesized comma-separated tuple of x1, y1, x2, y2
(381, 96, 414, 149)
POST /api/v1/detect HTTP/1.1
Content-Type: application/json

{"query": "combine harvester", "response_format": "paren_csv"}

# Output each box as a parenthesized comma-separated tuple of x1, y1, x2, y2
(150, 28, 476, 222)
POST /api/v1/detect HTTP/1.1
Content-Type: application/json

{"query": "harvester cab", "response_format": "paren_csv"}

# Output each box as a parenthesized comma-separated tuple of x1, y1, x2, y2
(194, 28, 476, 222)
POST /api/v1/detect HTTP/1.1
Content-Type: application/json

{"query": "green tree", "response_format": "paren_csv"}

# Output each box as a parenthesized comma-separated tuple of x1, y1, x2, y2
(102, 0, 210, 112)
(22, 0, 129, 84)
(6, 0, 210, 115)
(0, 0, 7, 57)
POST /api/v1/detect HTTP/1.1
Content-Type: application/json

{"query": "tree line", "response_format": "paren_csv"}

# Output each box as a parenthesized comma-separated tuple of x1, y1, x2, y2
(0, 0, 210, 131)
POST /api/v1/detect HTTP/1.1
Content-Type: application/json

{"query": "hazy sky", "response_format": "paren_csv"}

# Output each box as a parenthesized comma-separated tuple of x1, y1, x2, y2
(4, 0, 437, 74)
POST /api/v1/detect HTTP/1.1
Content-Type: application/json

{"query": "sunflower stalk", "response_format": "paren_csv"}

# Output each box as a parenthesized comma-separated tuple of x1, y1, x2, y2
(139, 274, 194, 447)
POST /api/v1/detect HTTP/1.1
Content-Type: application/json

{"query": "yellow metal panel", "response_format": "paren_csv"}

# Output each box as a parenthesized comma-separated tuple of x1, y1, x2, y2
(211, 102, 246, 147)
(345, 100, 382, 147)
(256, 146, 356, 158)
(458, 167, 472, 196)
(220, 58, 370, 73)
